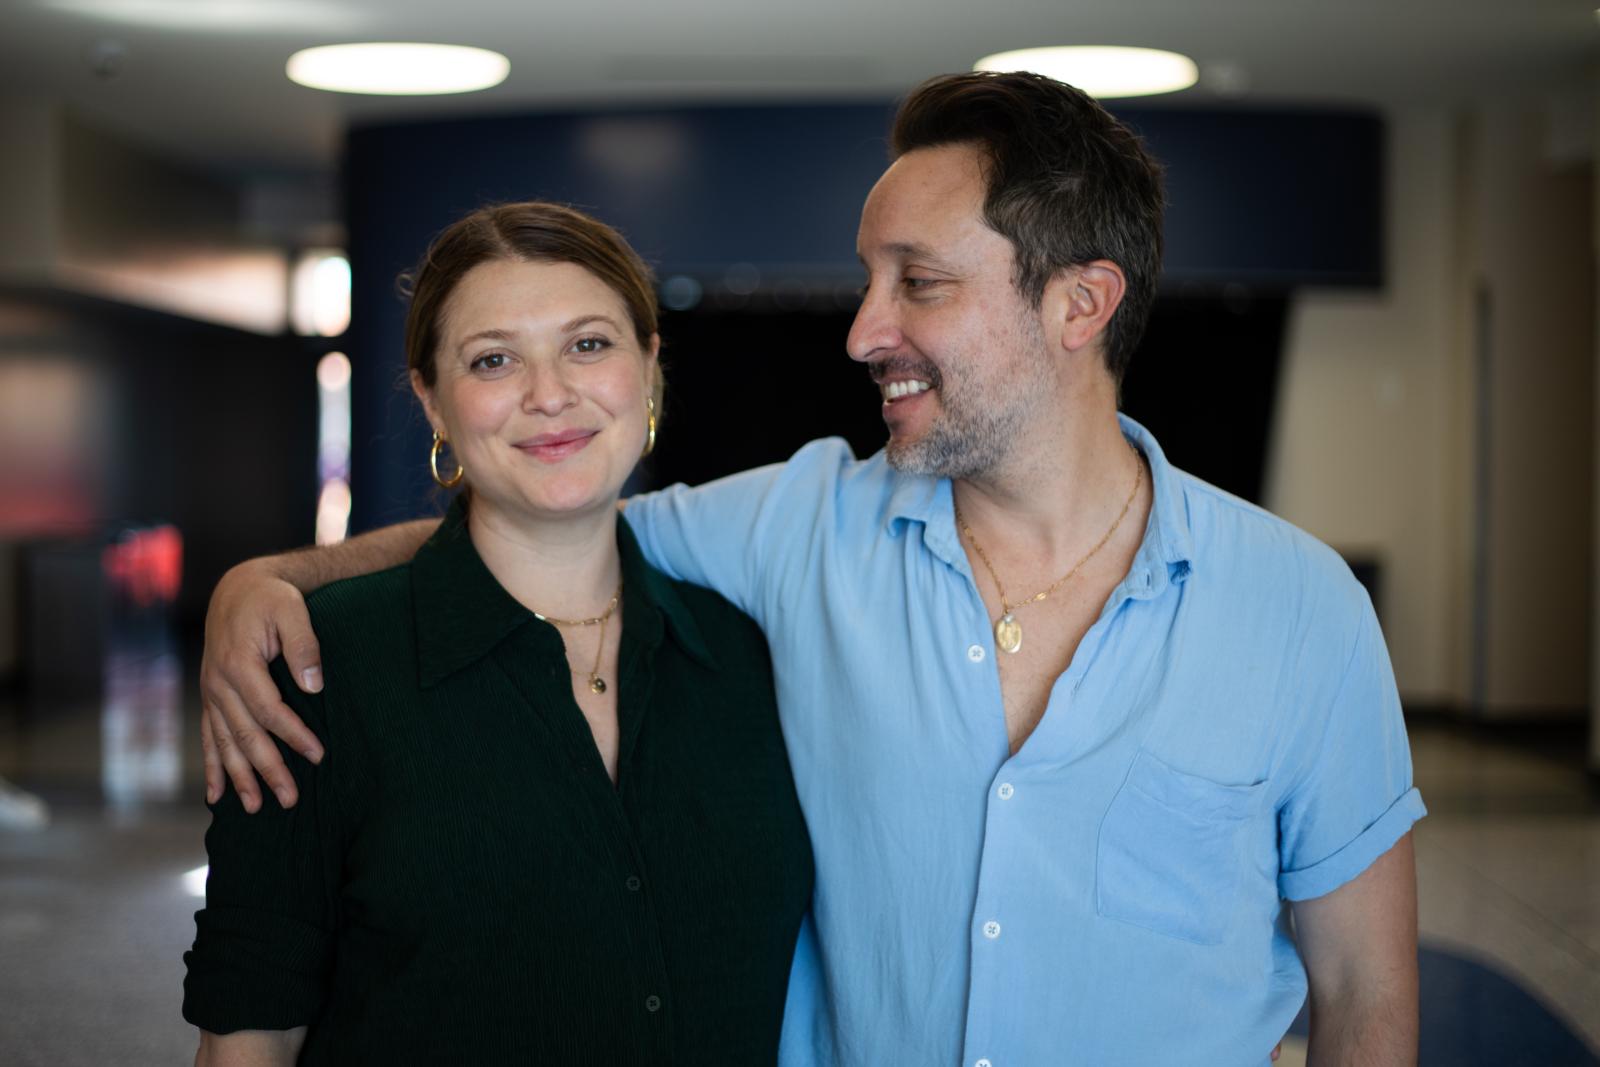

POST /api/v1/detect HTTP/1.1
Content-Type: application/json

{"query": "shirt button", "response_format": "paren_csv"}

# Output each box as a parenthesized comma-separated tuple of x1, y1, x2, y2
(625, 875, 642, 891)
(976, 1060, 994, 1067)
(645, 994, 662, 1012)
(967, 644, 986, 662)
(982, 920, 1001, 940)
(997, 783, 1014, 800)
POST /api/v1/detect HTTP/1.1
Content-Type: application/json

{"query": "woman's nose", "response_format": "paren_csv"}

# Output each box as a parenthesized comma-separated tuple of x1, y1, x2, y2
(522, 364, 578, 415)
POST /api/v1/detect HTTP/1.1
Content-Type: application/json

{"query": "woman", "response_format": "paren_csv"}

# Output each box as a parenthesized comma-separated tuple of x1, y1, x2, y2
(182, 202, 813, 1064)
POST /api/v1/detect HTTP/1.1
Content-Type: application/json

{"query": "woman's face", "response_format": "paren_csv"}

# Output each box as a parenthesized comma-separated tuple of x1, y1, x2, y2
(414, 257, 657, 526)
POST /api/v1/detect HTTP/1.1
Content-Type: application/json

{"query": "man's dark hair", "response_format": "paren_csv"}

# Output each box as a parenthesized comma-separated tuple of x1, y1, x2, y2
(890, 71, 1165, 383)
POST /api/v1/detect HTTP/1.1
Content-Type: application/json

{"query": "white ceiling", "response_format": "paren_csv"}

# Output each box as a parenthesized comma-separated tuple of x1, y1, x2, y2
(0, 0, 1595, 176)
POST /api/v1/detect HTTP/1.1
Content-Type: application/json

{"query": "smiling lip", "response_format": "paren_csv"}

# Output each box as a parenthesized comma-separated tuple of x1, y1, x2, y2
(514, 429, 597, 462)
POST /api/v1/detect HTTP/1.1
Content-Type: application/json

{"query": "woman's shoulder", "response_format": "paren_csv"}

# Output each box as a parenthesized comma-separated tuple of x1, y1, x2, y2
(302, 562, 418, 660)
(654, 569, 772, 672)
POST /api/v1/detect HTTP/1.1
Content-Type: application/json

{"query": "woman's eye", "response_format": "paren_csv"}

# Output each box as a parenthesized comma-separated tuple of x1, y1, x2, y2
(470, 352, 508, 372)
(573, 336, 612, 355)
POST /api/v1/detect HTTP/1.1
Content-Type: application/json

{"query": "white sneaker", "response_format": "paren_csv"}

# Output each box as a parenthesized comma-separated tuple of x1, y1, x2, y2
(0, 777, 48, 830)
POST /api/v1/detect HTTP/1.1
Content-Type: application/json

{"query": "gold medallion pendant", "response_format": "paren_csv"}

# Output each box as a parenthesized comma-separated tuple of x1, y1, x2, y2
(995, 613, 1023, 655)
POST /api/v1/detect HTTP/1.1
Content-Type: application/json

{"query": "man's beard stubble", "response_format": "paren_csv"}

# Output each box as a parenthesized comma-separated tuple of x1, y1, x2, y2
(878, 324, 1047, 482)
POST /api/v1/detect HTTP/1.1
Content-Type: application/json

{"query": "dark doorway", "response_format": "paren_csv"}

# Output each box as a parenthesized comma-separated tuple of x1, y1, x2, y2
(646, 292, 1289, 507)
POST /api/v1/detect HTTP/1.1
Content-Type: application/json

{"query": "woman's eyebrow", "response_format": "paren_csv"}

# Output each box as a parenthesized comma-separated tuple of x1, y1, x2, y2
(560, 314, 622, 333)
(457, 327, 516, 351)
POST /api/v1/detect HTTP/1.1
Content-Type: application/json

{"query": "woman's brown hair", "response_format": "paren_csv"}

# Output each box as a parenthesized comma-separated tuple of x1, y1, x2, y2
(402, 201, 661, 404)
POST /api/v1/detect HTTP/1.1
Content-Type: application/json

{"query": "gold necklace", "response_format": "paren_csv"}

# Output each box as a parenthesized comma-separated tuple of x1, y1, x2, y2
(954, 451, 1143, 655)
(533, 579, 622, 694)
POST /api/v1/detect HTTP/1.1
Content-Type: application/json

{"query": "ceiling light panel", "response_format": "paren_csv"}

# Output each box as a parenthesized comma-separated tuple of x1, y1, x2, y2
(975, 46, 1199, 99)
(43, 0, 366, 33)
(286, 43, 509, 96)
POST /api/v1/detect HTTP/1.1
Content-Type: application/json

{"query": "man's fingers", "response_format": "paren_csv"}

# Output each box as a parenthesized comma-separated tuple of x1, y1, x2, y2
(215, 688, 300, 809)
(207, 701, 262, 813)
(230, 665, 324, 764)
(274, 598, 324, 695)
(1271, 1042, 1281, 1061)
(200, 706, 222, 805)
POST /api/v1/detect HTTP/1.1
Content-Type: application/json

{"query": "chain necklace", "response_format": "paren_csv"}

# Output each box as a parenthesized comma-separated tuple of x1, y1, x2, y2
(954, 451, 1143, 655)
(533, 580, 622, 694)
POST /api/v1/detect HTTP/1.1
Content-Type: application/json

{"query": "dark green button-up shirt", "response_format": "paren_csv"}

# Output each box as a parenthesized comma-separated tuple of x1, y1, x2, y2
(184, 501, 814, 1064)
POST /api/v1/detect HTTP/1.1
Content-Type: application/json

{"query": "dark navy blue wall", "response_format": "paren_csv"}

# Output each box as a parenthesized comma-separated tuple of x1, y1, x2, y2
(343, 102, 1382, 531)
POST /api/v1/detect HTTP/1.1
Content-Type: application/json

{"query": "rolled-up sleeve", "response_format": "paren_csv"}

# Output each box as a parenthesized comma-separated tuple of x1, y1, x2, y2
(1276, 601, 1427, 901)
(182, 658, 343, 1033)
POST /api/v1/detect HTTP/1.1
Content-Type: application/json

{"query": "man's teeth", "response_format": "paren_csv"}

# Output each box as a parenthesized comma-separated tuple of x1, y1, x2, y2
(882, 379, 932, 401)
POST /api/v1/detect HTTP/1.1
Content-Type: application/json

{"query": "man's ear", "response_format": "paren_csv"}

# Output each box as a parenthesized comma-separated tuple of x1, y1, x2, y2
(1044, 260, 1126, 356)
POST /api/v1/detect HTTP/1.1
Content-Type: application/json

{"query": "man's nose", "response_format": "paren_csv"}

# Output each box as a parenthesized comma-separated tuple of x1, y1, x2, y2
(846, 285, 901, 363)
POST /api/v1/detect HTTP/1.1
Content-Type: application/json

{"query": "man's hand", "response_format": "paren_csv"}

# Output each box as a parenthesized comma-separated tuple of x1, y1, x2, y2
(194, 1026, 308, 1066)
(196, 517, 439, 811)
(200, 559, 324, 812)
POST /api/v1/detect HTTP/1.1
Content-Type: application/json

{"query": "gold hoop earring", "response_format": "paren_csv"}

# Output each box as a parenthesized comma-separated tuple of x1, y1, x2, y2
(641, 396, 657, 458)
(430, 432, 464, 489)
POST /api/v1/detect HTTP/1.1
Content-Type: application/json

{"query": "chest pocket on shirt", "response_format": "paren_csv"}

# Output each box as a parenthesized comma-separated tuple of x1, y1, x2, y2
(1095, 748, 1265, 946)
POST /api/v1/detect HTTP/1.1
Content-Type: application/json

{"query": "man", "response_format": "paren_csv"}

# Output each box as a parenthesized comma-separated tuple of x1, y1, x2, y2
(202, 72, 1423, 1065)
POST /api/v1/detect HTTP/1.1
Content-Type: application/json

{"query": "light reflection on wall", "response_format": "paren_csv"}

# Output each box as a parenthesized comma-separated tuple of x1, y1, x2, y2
(100, 524, 184, 810)
(56, 250, 291, 336)
(316, 352, 352, 544)
(291, 250, 352, 337)
(0, 357, 107, 535)
(101, 648, 182, 810)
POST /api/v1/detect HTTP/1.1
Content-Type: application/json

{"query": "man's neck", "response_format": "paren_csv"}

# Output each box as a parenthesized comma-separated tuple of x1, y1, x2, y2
(951, 391, 1144, 564)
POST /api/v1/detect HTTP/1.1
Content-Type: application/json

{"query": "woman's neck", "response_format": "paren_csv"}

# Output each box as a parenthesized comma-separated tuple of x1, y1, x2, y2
(465, 497, 624, 620)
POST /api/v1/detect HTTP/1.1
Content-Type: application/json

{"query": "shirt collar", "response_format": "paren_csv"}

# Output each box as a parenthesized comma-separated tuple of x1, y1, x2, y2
(1117, 413, 1195, 596)
(878, 413, 1197, 589)
(884, 467, 967, 570)
(412, 496, 718, 690)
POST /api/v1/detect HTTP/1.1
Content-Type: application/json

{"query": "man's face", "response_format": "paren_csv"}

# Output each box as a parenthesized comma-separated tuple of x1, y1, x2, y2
(847, 142, 1053, 480)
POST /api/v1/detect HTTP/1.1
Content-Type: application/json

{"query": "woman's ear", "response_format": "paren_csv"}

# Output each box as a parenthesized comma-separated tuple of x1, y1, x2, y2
(410, 369, 444, 437)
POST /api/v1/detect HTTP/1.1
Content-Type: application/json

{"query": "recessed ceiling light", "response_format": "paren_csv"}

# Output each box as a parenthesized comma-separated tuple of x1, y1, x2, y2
(286, 43, 510, 96)
(974, 46, 1199, 99)
(44, 0, 363, 33)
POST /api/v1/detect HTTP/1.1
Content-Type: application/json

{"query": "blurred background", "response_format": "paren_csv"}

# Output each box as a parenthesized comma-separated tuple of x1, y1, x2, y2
(0, 1, 1596, 1063)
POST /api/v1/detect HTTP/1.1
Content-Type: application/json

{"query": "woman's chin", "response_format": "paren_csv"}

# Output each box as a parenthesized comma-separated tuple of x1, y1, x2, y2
(475, 480, 622, 524)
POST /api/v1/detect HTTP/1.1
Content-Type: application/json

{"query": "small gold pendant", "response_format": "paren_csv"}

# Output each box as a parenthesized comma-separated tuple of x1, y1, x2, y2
(995, 613, 1023, 654)
(590, 677, 607, 694)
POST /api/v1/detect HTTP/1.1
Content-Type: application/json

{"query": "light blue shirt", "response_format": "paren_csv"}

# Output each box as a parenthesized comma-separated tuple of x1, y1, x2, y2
(624, 416, 1425, 1067)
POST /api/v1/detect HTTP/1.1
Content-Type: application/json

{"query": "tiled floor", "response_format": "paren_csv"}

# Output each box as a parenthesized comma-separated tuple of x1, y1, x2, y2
(2, 652, 1598, 1065)
(1408, 727, 1600, 1058)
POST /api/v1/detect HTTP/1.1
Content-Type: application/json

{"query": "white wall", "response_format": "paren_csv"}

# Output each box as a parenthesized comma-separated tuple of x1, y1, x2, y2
(1268, 103, 1595, 719)
(1266, 109, 1467, 705)
(1472, 105, 1594, 715)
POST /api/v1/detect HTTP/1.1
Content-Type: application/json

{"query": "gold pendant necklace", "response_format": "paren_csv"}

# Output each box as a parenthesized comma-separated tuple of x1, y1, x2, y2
(533, 580, 622, 694)
(955, 450, 1143, 655)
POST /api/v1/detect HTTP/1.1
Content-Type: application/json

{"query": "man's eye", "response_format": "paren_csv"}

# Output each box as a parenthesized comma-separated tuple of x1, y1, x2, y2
(904, 277, 937, 290)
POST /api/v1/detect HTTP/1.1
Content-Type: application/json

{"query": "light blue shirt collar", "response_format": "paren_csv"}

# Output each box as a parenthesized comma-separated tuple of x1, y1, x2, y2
(883, 413, 1196, 595)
